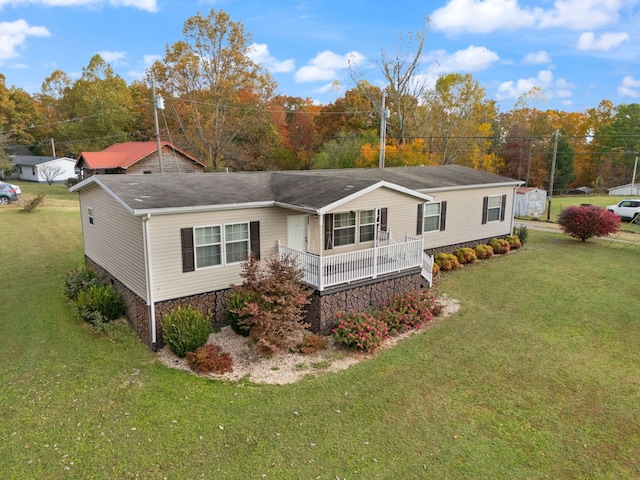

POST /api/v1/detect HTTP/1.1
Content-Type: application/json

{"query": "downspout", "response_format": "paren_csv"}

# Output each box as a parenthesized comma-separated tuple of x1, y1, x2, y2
(510, 185, 518, 235)
(143, 213, 157, 351)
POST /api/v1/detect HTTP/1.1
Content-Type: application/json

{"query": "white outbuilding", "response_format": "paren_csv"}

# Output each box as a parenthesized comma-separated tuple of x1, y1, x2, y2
(12, 156, 76, 184)
(514, 186, 547, 217)
(607, 184, 640, 196)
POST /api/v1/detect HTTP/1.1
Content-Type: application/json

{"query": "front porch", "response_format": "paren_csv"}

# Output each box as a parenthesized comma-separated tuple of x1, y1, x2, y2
(278, 232, 432, 291)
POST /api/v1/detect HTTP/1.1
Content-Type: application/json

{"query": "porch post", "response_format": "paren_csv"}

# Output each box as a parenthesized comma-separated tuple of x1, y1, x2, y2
(318, 214, 325, 291)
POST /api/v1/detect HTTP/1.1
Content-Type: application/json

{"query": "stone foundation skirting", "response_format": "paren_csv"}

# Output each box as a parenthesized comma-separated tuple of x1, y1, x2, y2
(85, 256, 422, 349)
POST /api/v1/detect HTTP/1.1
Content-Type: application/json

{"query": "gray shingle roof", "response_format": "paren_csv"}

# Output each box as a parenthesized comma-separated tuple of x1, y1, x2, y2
(74, 165, 521, 214)
(11, 155, 74, 166)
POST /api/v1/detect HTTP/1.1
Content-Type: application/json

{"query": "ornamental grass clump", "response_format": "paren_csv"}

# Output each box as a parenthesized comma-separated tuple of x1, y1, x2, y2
(332, 311, 388, 353)
(378, 289, 437, 335)
(162, 306, 212, 358)
(512, 224, 529, 246)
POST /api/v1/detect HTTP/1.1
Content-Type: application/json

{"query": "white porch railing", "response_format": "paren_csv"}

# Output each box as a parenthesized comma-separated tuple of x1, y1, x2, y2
(278, 235, 424, 291)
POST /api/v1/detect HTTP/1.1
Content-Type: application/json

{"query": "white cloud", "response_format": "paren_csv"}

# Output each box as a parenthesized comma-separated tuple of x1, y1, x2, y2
(127, 54, 160, 79)
(0, 0, 158, 11)
(496, 69, 573, 100)
(427, 45, 499, 73)
(576, 31, 630, 51)
(431, 0, 540, 33)
(294, 50, 365, 83)
(98, 50, 127, 64)
(522, 51, 551, 65)
(247, 43, 294, 73)
(432, 0, 626, 33)
(0, 19, 50, 61)
(618, 76, 640, 98)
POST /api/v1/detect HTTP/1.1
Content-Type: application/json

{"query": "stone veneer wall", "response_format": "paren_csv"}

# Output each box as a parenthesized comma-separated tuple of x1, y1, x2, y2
(423, 236, 503, 256)
(306, 269, 423, 335)
(86, 256, 422, 348)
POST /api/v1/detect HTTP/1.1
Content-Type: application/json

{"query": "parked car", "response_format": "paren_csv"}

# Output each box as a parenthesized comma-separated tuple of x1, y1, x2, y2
(0, 181, 19, 205)
(8, 183, 21, 195)
(606, 199, 640, 224)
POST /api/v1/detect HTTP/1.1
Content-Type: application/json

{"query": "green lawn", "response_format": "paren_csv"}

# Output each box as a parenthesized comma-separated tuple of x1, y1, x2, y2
(527, 194, 640, 234)
(1, 199, 639, 479)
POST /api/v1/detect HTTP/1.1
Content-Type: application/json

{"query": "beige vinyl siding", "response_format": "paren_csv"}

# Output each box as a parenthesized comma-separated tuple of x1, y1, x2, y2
(79, 185, 148, 300)
(126, 151, 204, 175)
(148, 206, 290, 302)
(422, 186, 515, 250)
(309, 187, 423, 255)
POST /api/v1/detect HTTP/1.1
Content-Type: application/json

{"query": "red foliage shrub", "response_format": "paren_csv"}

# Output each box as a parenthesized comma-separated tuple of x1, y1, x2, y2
(332, 311, 389, 353)
(297, 333, 328, 355)
(186, 344, 233, 374)
(377, 289, 439, 335)
(557, 205, 620, 241)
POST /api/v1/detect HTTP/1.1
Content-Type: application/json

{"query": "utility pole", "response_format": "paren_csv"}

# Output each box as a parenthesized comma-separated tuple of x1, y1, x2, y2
(51, 138, 56, 157)
(378, 93, 388, 168)
(546, 129, 559, 221)
(632, 155, 638, 194)
(151, 74, 164, 173)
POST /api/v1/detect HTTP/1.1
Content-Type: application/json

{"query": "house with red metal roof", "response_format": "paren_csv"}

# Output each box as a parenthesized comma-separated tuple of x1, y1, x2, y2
(76, 141, 206, 179)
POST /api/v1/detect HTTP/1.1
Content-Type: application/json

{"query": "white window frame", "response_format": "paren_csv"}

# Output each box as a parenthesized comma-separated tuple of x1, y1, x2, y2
(333, 212, 356, 247)
(87, 207, 94, 225)
(194, 225, 222, 269)
(359, 209, 376, 243)
(423, 203, 442, 233)
(487, 195, 503, 223)
(224, 222, 250, 264)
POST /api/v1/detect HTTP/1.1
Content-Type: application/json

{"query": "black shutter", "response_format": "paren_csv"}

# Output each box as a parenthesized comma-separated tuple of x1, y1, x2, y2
(439, 201, 447, 231)
(324, 214, 334, 250)
(500, 194, 507, 221)
(181, 228, 195, 272)
(379, 208, 388, 232)
(249, 221, 260, 259)
(482, 196, 489, 224)
(416, 204, 424, 234)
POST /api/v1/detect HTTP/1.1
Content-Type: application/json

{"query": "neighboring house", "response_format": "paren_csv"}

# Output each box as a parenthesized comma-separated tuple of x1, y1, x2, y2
(514, 186, 547, 217)
(71, 165, 522, 349)
(607, 184, 640, 196)
(12, 156, 76, 183)
(76, 141, 206, 179)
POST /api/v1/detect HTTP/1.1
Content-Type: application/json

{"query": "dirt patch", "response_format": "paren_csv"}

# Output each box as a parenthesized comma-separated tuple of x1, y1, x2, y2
(157, 296, 460, 385)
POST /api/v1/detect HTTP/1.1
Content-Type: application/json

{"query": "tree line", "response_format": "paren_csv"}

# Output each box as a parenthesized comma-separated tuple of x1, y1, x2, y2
(1, 9, 639, 192)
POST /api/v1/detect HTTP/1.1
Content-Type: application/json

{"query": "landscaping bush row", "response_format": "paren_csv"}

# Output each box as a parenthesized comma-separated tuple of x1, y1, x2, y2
(432, 230, 525, 276)
(331, 289, 444, 353)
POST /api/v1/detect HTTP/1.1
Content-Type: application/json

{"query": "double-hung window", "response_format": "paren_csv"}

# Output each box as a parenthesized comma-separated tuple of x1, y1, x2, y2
(483, 195, 506, 223)
(225, 223, 249, 264)
(333, 212, 356, 247)
(359, 210, 376, 242)
(195, 226, 221, 268)
(423, 203, 442, 232)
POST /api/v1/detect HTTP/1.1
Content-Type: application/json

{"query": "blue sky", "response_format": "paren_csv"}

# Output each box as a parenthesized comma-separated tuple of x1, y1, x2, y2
(1, 0, 639, 113)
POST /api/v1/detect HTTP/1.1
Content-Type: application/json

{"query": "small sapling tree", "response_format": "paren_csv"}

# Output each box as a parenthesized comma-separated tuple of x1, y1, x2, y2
(557, 205, 620, 242)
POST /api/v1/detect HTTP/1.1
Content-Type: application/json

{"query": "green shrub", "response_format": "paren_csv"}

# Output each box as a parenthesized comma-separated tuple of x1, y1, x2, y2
(512, 224, 529, 246)
(475, 244, 494, 260)
(453, 247, 478, 265)
(65, 177, 79, 187)
(162, 306, 212, 358)
(297, 333, 328, 355)
(226, 291, 255, 337)
(64, 267, 101, 300)
(332, 311, 388, 353)
(185, 343, 233, 374)
(489, 238, 510, 254)
(434, 252, 460, 271)
(75, 284, 124, 323)
(505, 235, 522, 250)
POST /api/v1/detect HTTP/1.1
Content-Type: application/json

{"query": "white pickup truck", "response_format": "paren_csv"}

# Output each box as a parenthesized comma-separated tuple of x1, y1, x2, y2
(606, 199, 640, 224)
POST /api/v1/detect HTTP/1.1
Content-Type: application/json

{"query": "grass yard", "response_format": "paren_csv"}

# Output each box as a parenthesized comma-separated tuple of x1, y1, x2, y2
(1, 197, 639, 479)
(530, 194, 640, 234)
